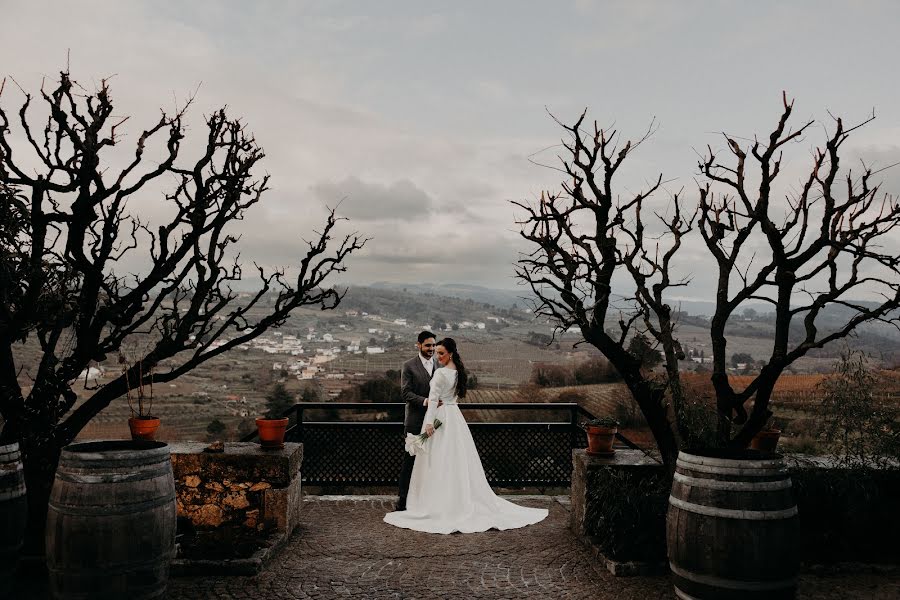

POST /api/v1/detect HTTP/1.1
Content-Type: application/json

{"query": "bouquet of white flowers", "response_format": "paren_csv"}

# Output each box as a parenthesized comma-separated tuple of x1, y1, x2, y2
(404, 419, 443, 456)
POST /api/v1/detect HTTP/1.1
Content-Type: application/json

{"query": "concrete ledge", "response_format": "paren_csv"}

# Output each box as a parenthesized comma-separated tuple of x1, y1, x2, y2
(171, 529, 289, 576)
(575, 533, 667, 576)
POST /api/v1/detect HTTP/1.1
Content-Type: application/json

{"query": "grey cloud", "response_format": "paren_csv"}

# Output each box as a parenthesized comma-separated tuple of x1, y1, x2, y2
(335, 219, 529, 288)
(311, 177, 434, 221)
(454, 180, 498, 201)
(6, 0, 900, 296)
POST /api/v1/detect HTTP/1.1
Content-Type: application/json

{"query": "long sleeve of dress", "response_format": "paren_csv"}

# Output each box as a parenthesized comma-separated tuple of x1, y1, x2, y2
(423, 370, 447, 426)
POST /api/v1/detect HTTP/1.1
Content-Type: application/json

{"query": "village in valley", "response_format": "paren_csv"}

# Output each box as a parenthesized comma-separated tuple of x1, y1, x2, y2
(45, 283, 899, 447)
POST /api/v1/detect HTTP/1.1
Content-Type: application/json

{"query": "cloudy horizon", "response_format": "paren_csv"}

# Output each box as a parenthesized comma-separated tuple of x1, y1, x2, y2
(3, 1, 900, 300)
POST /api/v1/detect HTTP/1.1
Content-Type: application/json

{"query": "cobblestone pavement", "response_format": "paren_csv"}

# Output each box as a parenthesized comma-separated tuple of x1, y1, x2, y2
(167, 496, 899, 600)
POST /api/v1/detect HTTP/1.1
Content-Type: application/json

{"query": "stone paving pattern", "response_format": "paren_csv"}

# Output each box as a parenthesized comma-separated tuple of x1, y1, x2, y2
(168, 496, 900, 600)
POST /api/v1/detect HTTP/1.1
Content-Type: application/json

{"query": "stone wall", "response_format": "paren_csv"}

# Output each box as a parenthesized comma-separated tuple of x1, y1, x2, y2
(169, 442, 303, 542)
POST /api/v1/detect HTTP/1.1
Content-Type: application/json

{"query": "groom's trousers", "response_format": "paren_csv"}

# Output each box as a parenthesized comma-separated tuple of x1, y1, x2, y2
(397, 452, 416, 507)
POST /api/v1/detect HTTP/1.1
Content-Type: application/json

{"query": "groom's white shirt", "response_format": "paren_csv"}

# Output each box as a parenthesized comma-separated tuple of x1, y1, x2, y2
(419, 354, 435, 376)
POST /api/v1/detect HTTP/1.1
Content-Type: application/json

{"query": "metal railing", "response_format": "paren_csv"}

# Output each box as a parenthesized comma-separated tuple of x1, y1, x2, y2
(245, 402, 623, 487)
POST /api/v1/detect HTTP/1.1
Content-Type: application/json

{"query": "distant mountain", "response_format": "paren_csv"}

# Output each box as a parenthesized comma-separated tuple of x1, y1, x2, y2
(367, 282, 530, 309)
(337, 285, 532, 327)
(330, 284, 900, 363)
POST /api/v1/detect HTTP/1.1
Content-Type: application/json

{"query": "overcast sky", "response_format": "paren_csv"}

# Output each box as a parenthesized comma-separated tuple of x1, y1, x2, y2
(3, 0, 899, 300)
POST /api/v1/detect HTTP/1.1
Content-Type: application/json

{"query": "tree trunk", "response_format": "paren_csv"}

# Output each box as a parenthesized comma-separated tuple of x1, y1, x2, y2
(3, 388, 69, 557)
(622, 374, 679, 470)
(19, 432, 62, 557)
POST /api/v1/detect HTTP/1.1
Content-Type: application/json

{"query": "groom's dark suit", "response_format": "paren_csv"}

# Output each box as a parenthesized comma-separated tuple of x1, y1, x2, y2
(397, 354, 437, 509)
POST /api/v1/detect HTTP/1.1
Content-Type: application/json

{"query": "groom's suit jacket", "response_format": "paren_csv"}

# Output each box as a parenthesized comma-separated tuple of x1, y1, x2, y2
(400, 356, 438, 434)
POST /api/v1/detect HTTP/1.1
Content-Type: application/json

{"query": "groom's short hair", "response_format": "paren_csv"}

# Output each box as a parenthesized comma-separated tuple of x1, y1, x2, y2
(417, 330, 436, 344)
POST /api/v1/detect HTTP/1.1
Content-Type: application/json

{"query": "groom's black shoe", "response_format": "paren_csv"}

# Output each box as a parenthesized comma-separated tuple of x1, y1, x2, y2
(395, 499, 407, 511)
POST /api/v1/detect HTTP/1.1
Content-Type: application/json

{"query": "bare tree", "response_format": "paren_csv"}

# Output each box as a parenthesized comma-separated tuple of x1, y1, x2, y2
(0, 72, 366, 550)
(515, 94, 900, 468)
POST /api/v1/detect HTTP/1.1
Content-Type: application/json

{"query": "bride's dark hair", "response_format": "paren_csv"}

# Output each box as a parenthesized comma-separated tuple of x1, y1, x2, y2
(437, 337, 467, 398)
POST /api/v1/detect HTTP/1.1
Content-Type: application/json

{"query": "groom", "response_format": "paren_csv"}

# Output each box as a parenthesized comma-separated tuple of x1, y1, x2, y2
(396, 330, 438, 511)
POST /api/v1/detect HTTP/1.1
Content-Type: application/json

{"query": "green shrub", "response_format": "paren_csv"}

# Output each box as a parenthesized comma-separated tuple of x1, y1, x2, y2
(779, 434, 821, 455)
(677, 399, 719, 451)
(580, 455, 900, 565)
(206, 418, 226, 435)
(791, 464, 900, 564)
(582, 416, 619, 428)
(584, 466, 669, 562)
(555, 390, 586, 404)
(817, 352, 900, 469)
(614, 397, 644, 427)
(530, 363, 573, 387)
(574, 357, 621, 384)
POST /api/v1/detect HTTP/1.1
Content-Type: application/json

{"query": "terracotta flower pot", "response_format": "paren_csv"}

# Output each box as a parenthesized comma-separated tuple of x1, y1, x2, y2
(585, 425, 617, 457)
(256, 417, 289, 449)
(128, 416, 161, 441)
(750, 429, 781, 452)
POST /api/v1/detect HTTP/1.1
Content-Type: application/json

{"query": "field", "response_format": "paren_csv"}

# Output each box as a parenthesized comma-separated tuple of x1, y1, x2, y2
(63, 335, 590, 442)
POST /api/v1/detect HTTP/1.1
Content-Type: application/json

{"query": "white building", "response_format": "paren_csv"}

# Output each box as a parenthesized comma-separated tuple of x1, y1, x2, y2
(77, 366, 103, 381)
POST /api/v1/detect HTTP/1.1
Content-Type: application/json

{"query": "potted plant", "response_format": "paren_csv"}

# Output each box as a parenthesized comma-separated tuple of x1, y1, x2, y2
(125, 358, 160, 441)
(582, 416, 619, 456)
(750, 415, 781, 452)
(255, 383, 293, 449)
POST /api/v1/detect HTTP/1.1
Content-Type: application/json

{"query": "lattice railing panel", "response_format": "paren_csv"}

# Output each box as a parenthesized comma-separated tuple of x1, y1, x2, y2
(294, 423, 404, 485)
(294, 421, 587, 487)
(470, 424, 582, 486)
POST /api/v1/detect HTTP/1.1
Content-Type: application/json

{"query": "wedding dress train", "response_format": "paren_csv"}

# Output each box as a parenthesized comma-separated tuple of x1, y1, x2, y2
(383, 368, 548, 534)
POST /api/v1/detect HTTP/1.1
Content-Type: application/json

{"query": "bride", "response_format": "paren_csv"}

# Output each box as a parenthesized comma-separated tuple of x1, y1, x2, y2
(383, 337, 548, 534)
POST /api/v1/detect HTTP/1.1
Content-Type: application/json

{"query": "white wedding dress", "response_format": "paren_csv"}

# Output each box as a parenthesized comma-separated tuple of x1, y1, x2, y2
(383, 367, 548, 534)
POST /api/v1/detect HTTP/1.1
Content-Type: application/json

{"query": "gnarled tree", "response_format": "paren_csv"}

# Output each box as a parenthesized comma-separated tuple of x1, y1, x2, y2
(515, 94, 900, 469)
(0, 72, 365, 550)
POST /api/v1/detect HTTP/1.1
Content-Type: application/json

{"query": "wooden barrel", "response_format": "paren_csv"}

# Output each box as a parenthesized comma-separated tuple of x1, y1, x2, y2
(46, 440, 176, 600)
(0, 442, 27, 598)
(667, 449, 799, 600)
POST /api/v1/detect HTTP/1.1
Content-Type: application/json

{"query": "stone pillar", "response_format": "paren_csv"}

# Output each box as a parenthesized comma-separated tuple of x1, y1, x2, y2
(570, 449, 659, 536)
(570, 448, 667, 576)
